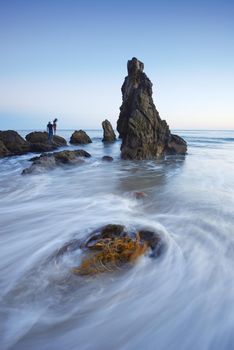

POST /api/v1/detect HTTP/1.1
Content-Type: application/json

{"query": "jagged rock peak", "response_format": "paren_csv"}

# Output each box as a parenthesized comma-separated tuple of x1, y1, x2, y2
(127, 57, 144, 75)
(117, 57, 187, 159)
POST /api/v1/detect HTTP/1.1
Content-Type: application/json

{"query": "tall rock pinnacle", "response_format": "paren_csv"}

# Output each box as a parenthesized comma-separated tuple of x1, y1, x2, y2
(117, 57, 187, 159)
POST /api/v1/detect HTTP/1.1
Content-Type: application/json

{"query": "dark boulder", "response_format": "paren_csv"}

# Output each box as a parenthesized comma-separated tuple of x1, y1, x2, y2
(0, 130, 31, 155)
(22, 149, 91, 174)
(102, 119, 116, 142)
(25, 131, 67, 152)
(26, 131, 66, 146)
(70, 130, 92, 144)
(138, 230, 163, 257)
(117, 57, 187, 159)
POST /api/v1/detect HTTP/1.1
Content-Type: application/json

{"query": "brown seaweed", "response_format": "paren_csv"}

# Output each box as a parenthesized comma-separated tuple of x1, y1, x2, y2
(72, 233, 149, 276)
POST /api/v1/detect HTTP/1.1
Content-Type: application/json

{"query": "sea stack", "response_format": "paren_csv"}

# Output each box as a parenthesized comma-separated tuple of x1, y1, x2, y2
(102, 119, 116, 142)
(117, 57, 187, 159)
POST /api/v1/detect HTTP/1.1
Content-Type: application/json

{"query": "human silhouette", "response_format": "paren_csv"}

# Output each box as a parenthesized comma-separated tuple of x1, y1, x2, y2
(47, 121, 53, 143)
(53, 118, 58, 135)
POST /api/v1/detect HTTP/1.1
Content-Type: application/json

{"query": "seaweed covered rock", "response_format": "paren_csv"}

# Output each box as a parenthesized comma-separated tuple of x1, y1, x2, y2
(73, 234, 148, 275)
(55, 224, 163, 276)
(102, 119, 116, 142)
(117, 57, 187, 159)
(70, 130, 92, 144)
(22, 149, 91, 174)
(0, 130, 31, 156)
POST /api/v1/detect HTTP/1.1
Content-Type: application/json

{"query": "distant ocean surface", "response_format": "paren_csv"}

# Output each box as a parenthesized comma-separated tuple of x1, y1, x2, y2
(0, 129, 234, 350)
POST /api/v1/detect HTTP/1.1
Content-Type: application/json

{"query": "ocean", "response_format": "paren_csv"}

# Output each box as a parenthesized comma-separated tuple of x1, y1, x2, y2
(0, 129, 234, 350)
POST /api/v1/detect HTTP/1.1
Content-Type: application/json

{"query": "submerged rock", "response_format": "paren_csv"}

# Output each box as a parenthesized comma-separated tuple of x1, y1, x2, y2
(102, 155, 114, 162)
(0, 130, 31, 156)
(55, 224, 163, 276)
(22, 149, 91, 174)
(70, 130, 92, 144)
(134, 191, 147, 199)
(102, 119, 116, 142)
(117, 57, 187, 159)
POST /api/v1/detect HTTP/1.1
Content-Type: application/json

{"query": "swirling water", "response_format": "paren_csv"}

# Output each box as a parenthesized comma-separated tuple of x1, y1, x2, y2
(0, 129, 234, 350)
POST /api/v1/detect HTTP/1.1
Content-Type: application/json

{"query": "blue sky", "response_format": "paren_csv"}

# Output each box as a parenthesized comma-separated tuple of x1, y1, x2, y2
(0, 0, 233, 130)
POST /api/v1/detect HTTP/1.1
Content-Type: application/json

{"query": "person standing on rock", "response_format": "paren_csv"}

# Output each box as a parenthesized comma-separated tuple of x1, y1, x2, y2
(53, 118, 58, 135)
(47, 121, 53, 143)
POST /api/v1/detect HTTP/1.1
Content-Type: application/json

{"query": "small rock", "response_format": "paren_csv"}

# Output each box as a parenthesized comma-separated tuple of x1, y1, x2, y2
(102, 156, 113, 162)
(138, 230, 163, 257)
(134, 191, 147, 199)
(70, 130, 92, 144)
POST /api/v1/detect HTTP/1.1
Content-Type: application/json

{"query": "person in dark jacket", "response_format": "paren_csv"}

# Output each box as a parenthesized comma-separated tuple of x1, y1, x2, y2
(47, 121, 53, 142)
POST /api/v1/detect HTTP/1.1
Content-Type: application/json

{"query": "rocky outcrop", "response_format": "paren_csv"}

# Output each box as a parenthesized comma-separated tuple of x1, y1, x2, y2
(22, 149, 91, 174)
(70, 130, 92, 144)
(26, 131, 66, 146)
(26, 131, 67, 152)
(117, 57, 187, 159)
(0, 130, 31, 156)
(0, 130, 67, 158)
(102, 119, 116, 142)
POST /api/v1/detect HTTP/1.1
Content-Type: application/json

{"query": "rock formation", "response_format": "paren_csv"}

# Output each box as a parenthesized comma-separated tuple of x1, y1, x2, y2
(70, 130, 92, 144)
(54, 224, 163, 276)
(22, 149, 91, 174)
(26, 131, 66, 147)
(117, 57, 187, 159)
(26, 131, 67, 152)
(0, 130, 67, 158)
(102, 119, 116, 142)
(0, 130, 31, 157)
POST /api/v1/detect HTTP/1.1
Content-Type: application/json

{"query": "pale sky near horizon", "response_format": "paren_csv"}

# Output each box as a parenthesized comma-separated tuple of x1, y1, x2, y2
(0, 0, 233, 130)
